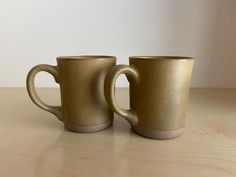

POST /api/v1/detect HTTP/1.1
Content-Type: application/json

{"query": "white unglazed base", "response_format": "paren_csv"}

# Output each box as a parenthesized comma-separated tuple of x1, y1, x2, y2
(65, 120, 112, 133)
(133, 126, 184, 140)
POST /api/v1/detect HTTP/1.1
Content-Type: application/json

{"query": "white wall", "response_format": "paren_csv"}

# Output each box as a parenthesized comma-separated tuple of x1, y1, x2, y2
(0, 0, 236, 87)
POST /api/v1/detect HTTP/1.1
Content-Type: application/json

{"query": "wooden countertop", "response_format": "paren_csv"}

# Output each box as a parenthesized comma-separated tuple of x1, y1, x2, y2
(0, 88, 236, 177)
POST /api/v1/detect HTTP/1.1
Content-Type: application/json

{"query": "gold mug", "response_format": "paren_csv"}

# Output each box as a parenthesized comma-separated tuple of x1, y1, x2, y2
(27, 56, 116, 132)
(105, 56, 194, 139)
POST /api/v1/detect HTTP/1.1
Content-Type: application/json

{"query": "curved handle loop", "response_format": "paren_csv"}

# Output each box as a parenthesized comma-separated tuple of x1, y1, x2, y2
(105, 64, 139, 126)
(26, 64, 63, 121)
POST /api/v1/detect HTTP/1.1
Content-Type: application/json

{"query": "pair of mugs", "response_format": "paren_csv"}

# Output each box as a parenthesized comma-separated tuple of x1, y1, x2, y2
(27, 55, 194, 140)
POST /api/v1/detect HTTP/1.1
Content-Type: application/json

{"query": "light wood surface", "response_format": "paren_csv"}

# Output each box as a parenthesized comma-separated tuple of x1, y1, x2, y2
(0, 88, 236, 177)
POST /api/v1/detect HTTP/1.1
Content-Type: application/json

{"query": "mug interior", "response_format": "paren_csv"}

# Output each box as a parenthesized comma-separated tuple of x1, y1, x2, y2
(129, 56, 194, 60)
(57, 55, 116, 61)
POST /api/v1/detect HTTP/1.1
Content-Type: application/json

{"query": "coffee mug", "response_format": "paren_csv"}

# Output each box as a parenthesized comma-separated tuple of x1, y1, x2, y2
(105, 56, 194, 139)
(27, 55, 116, 132)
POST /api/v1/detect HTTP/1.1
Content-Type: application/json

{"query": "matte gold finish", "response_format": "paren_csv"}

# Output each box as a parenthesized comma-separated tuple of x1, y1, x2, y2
(105, 56, 194, 139)
(27, 55, 116, 132)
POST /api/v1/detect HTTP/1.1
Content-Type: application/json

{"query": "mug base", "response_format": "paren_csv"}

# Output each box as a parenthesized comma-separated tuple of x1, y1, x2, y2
(65, 120, 112, 133)
(133, 126, 184, 140)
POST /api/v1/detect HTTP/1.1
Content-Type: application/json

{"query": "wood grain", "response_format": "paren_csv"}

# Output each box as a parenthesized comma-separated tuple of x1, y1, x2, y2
(0, 88, 235, 177)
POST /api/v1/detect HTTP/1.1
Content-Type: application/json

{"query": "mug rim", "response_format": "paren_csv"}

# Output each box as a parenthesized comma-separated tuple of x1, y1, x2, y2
(57, 55, 116, 61)
(129, 56, 194, 60)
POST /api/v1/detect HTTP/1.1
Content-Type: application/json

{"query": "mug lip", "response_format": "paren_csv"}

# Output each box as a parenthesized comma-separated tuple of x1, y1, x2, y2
(129, 56, 194, 60)
(57, 55, 116, 61)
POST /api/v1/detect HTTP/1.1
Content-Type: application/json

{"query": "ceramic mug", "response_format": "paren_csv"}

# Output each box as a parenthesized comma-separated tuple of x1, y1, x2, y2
(27, 55, 116, 132)
(105, 56, 194, 139)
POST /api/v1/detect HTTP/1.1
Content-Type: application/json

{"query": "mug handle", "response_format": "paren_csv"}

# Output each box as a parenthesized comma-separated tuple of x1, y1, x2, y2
(26, 64, 63, 121)
(105, 64, 139, 126)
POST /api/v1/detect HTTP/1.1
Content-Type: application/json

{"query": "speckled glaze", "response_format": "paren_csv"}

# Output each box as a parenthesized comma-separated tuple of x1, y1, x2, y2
(27, 56, 116, 132)
(105, 56, 194, 139)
